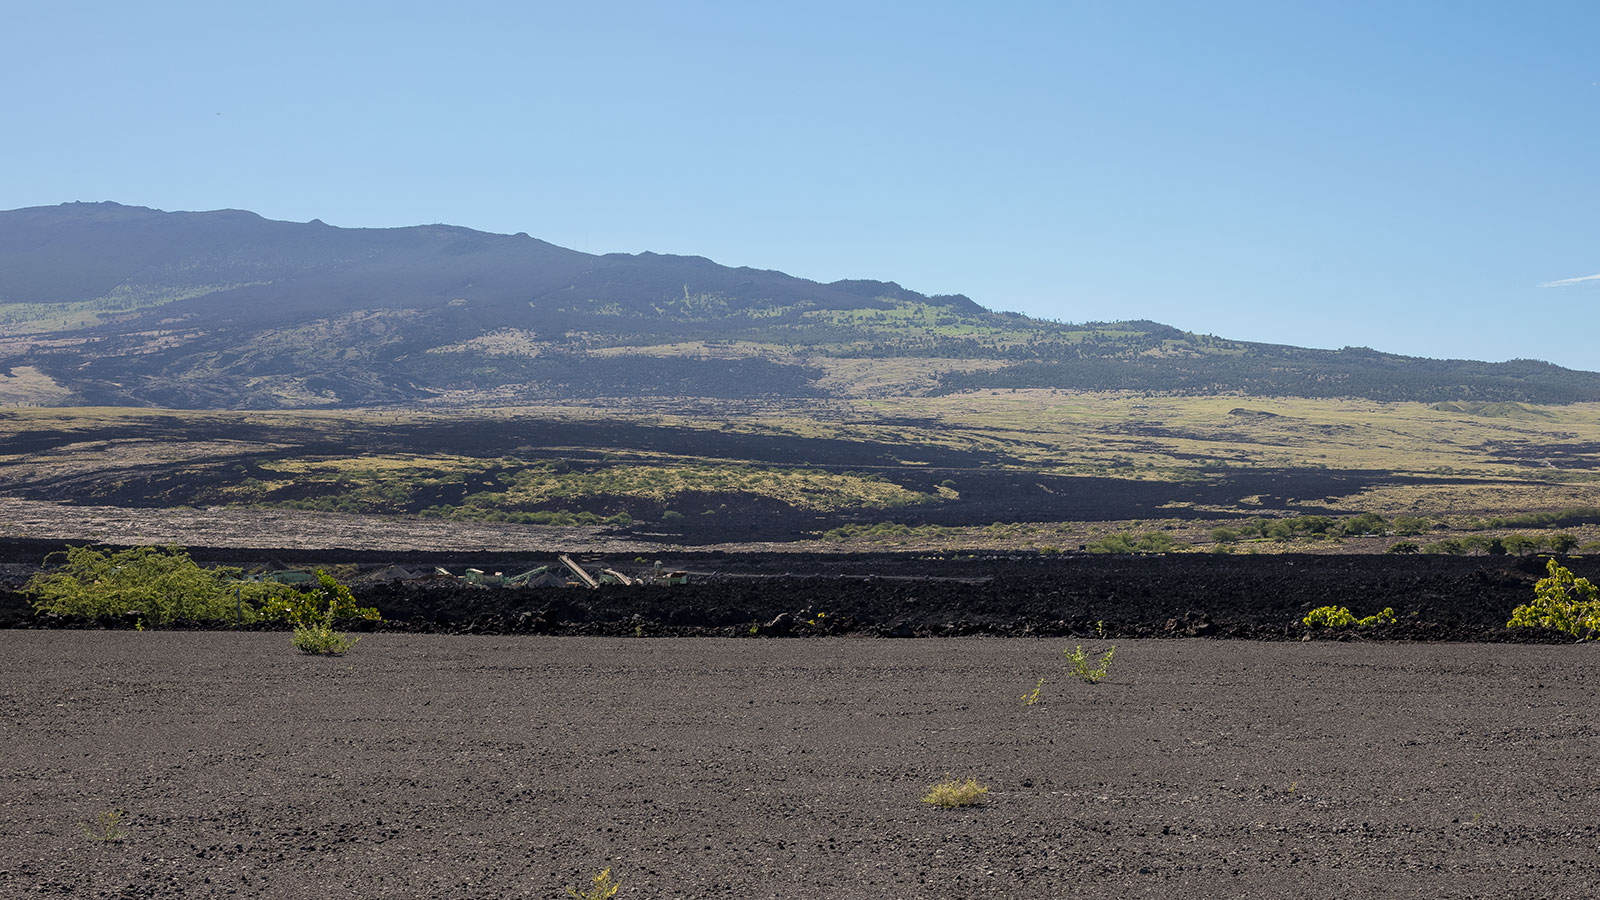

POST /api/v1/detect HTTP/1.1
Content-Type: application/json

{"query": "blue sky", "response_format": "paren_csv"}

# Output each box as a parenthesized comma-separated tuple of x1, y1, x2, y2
(5, 1, 1597, 369)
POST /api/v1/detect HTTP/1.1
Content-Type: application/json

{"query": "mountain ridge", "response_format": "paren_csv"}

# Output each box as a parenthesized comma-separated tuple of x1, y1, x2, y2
(2, 201, 1596, 409)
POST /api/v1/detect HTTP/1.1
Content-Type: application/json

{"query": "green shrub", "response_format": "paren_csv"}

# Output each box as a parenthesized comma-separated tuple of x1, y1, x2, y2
(1338, 512, 1387, 536)
(1209, 527, 1240, 544)
(1391, 516, 1431, 536)
(23, 545, 287, 624)
(1501, 533, 1544, 556)
(1303, 606, 1395, 628)
(822, 520, 953, 542)
(1385, 541, 1420, 554)
(1549, 533, 1580, 554)
(1085, 531, 1183, 554)
(261, 570, 379, 628)
(291, 612, 359, 655)
(266, 571, 375, 654)
(1507, 558, 1600, 640)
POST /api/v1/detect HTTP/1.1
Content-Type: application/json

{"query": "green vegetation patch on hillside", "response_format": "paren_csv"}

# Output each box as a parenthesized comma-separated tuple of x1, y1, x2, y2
(467, 461, 934, 513)
(239, 455, 936, 522)
(0, 283, 255, 334)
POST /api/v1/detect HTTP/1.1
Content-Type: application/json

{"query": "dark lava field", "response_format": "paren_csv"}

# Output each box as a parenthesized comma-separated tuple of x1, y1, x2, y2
(2, 539, 1591, 643)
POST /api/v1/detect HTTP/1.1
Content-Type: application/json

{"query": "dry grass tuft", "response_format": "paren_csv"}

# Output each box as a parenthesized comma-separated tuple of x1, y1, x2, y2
(922, 775, 989, 808)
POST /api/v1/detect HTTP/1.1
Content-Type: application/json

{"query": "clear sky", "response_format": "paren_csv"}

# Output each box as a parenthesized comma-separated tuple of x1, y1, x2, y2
(5, 1, 1597, 369)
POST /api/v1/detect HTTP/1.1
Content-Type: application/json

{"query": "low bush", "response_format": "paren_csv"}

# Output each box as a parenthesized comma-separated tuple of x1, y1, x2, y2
(1508, 558, 1600, 640)
(1391, 515, 1431, 535)
(1085, 531, 1183, 554)
(1423, 535, 1517, 556)
(1550, 533, 1580, 554)
(1303, 606, 1396, 628)
(1238, 513, 1384, 542)
(1338, 512, 1387, 536)
(262, 570, 379, 628)
(1502, 533, 1543, 556)
(823, 520, 949, 542)
(922, 776, 988, 808)
(291, 612, 360, 655)
(24, 545, 287, 624)
(266, 571, 374, 655)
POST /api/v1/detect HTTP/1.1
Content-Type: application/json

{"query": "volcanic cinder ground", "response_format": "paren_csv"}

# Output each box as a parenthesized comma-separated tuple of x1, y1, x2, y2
(2, 633, 1596, 899)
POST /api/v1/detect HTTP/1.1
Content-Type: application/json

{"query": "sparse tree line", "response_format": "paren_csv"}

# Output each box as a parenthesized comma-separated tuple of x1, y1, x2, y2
(1212, 511, 1599, 555)
(935, 353, 1600, 404)
(1389, 533, 1588, 557)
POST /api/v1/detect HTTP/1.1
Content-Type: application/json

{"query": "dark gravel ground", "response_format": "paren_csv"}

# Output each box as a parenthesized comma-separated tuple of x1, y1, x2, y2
(2, 633, 1597, 899)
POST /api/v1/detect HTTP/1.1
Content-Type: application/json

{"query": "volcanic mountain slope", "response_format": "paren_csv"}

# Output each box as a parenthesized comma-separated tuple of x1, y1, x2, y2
(3, 201, 1598, 409)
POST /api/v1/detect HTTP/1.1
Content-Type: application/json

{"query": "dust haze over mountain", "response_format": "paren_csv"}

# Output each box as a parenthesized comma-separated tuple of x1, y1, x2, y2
(3, 202, 1597, 409)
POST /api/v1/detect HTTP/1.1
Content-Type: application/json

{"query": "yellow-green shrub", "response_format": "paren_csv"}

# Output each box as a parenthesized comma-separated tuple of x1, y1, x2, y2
(261, 570, 379, 627)
(1303, 606, 1395, 628)
(1508, 559, 1600, 640)
(23, 545, 287, 624)
(291, 612, 360, 655)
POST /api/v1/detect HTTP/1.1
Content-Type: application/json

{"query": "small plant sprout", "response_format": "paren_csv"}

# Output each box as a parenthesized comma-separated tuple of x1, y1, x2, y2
(922, 775, 989, 808)
(81, 809, 127, 842)
(1020, 676, 1045, 706)
(1065, 644, 1116, 683)
(567, 867, 620, 900)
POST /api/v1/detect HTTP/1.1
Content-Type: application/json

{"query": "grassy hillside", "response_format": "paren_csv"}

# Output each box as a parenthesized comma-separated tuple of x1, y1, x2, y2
(3, 395, 1598, 551)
